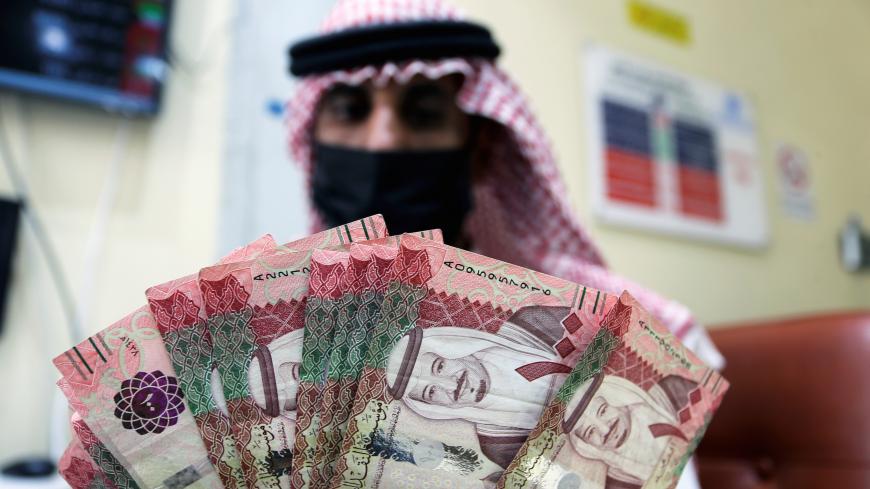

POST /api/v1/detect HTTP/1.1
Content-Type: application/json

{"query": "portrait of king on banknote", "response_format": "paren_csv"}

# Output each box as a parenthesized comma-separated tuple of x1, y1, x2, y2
(335, 234, 616, 488)
(499, 293, 729, 489)
(559, 371, 698, 486)
(383, 307, 573, 467)
(310, 233, 444, 487)
(247, 329, 304, 421)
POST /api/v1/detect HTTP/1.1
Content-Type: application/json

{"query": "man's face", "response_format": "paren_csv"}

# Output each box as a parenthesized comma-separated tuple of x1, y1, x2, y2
(571, 395, 632, 451)
(314, 75, 469, 150)
(277, 361, 301, 412)
(409, 352, 491, 408)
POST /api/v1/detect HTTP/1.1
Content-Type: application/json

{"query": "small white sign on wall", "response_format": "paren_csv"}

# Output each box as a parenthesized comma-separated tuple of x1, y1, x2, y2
(776, 143, 815, 221)
(584, 45, 768, 248)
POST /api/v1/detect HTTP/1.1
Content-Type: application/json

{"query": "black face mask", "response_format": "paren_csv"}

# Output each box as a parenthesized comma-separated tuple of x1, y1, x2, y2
(312, 143, 474, 245)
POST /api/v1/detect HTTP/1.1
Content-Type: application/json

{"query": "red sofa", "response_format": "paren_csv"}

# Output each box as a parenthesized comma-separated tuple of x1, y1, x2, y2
(696, 311, 870, 489)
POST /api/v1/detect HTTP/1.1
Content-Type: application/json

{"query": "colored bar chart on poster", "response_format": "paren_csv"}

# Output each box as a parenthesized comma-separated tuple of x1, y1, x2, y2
(602, 100, 656, 208)
(585, 45, 767, 247)
(673, 119, 722, 222)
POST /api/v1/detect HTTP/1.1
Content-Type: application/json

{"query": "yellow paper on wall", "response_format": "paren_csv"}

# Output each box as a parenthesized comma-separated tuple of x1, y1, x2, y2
(627, 0, 691, 45)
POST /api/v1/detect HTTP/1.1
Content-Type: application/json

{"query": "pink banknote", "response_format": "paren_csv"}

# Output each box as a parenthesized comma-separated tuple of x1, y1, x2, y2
(69, 411, 139, 489)
(291, 248, 352, 489)
(58, 379, 139, 489)
(59, 433, 115, 489)
(333, 234, 617, 488)
(200, 218, 387, 488)
(146, 234, 277, 489)
(54, 235, 282, 489)
(54, 305, 223, 489)
(146, 216, 385, 489)
(498, 293, 729, 489)
(57, 436, 116, 489)
(311, 232, 443, 487)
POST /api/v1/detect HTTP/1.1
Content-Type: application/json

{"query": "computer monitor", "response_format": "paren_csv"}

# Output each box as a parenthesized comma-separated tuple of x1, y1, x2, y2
(0, 1, 173, 116)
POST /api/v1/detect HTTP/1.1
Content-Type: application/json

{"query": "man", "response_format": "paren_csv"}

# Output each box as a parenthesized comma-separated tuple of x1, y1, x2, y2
(561, 373, 698, 488)
(247, 329, 304, 420)
(384, 305, 571, 469)
(286, 0, 723, 377)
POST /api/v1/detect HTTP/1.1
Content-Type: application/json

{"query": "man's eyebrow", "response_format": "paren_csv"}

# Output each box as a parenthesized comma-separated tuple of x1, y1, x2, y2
(323, 84, 366, 98)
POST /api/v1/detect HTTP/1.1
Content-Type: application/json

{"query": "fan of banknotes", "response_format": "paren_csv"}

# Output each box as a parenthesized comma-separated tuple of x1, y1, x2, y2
(54, 215, 728, 489)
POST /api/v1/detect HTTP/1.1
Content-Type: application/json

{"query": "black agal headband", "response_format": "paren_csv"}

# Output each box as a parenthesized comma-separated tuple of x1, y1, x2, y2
(289, 20, 501, 77)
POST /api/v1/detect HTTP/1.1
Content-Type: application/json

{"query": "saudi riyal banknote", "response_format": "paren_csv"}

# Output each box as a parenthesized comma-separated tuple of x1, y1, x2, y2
(292, 248, 352, 489)
(60, 430, 114, 489)
(333, 234, 616, 488)
(498, 292, 728, 489)
(58, 379, 140, 489)
(69, 411, 139, 489)
(201, 218, 387, 488)
(54, 305, 223, 489)
(55, 235, 283, 489)
(146, 234, 278, 489)
(296, 232, 442, 488)
(53, 217, 385, 489)
(311, 231, 443, 487)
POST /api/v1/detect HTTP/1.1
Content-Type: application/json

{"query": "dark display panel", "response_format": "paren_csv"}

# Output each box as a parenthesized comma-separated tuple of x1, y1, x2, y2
(0, 199, 21, 336)
(0, 1, 172, 115)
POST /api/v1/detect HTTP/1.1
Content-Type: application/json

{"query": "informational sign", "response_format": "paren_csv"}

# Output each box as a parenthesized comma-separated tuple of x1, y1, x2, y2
(585, 45, 767, 248)
(776, 144, 815, 221)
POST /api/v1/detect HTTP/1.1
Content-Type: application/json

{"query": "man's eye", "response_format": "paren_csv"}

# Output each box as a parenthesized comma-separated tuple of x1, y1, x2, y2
(322, 86, 370, 123)
(598, 403, 606, 417)
(401, 83, 451, 130)
(426, 386, 436, 400)
(583, 426, 594, 441)
(435, 359, 444, 374)
(402, 105, 448, 130)
(328, 98, 369, 122)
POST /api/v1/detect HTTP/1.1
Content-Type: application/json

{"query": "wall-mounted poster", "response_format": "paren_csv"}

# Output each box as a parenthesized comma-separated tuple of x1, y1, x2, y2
(584, 45, 767, 248)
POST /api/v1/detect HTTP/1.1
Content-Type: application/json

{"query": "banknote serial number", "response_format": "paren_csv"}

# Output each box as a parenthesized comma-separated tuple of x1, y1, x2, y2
(443, 261, 552, 295)
(253, 267, 310, 281)
(640, 320, 692, 369)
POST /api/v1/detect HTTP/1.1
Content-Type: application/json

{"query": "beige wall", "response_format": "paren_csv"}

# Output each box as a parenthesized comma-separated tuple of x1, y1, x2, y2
(453, 0, 870, 325)
(0, 0, 231, 463)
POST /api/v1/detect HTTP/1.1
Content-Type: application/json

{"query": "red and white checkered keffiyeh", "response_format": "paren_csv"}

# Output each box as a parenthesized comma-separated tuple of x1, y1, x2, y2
(286, 0, 722, 368)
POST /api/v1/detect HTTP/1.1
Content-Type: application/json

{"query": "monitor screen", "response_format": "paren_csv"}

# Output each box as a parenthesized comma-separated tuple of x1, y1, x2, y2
(0, 199, 20, 337)
(0, 1, 172, 116)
